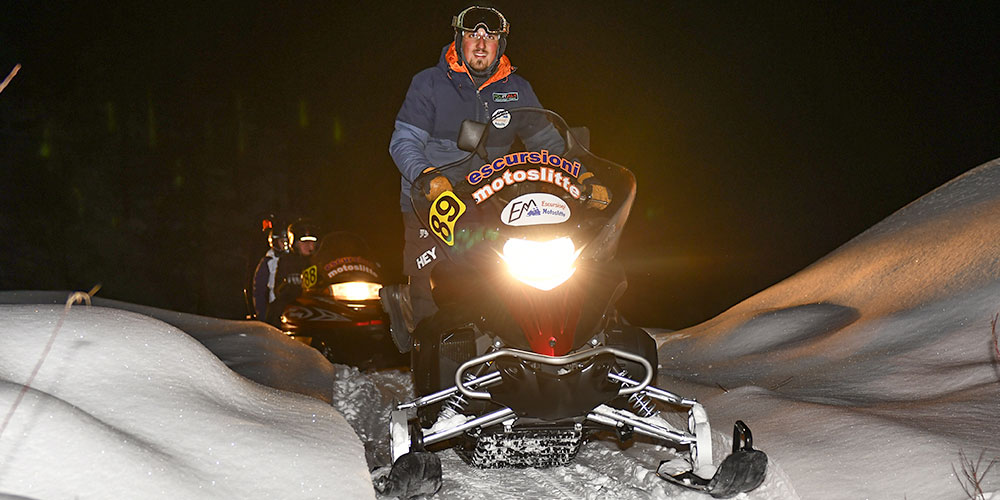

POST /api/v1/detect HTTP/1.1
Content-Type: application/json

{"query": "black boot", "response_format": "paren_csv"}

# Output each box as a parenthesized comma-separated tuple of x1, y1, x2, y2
(373, 451, 442, 499)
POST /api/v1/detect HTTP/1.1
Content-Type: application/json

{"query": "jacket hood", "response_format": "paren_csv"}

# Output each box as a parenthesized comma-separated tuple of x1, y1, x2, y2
(438, 42, 513, 91)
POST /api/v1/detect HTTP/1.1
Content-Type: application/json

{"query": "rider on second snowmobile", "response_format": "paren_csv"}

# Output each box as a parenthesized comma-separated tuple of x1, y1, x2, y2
(252, 222, 289, 320)
(265, 218, 320, 326)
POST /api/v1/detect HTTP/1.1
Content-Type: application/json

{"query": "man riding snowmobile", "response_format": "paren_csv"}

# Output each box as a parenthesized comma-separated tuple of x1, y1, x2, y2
(388, 5, 611, 336)
(376, 108, 768, 499)
(265, 219, 320, 326)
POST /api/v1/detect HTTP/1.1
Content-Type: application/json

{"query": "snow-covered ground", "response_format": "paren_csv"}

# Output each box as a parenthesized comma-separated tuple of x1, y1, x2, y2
(653, 157, 1000, 500)
(2, 158, 999, 499)
(0, 300, 375, 499)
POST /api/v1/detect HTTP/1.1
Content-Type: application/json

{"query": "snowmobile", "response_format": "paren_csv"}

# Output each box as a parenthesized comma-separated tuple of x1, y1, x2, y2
(377, 108, 767, 498)
(276, 231, 405, 369)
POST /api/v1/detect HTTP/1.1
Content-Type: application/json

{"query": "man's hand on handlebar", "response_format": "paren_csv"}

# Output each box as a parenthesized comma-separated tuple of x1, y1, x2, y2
(579, 172, 611, 210)
(422, 167, 453, 201)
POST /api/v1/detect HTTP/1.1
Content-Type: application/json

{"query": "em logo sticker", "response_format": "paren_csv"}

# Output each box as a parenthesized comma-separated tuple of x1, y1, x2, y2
(501, 193, 571, 226)
(491, 108, 511, 129)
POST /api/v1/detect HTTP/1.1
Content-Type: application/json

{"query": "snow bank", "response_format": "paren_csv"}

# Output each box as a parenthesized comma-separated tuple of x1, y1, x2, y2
(0, 291, 338, 404)
(656, 158, 1000, 499)
(0, 304, 374, 499)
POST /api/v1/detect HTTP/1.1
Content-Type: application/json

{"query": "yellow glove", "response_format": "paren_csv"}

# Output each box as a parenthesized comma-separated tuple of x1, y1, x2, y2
(588, 184, 611, 209)
(425, 174, 453, 201)
(579, 172, 611, 210)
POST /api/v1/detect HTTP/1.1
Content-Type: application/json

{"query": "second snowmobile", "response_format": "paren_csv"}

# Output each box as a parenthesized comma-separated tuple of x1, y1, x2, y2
(278, 231, 405, 369)
(378, 108, 767, 498)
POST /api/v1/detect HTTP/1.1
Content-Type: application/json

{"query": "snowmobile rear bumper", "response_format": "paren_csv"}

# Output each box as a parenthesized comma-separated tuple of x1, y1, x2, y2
(454, 346, 654, 399)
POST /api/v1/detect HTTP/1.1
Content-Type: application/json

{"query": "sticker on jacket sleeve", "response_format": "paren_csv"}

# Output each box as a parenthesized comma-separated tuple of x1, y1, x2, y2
(416, 246, 437, 270)
(501, 193, 571, 226)
(491, 108, 511, 129)
(493, 92, 518, 103)
(428, 190, 466, 246)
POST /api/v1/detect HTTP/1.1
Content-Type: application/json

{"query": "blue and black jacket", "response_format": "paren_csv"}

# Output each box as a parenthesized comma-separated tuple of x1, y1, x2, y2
(389, 42, 545, 212)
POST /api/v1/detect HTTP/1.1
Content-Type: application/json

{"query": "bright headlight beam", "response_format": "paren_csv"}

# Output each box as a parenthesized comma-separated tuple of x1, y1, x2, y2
(501, 237, 579, 291)
(330, 281, 382, 301)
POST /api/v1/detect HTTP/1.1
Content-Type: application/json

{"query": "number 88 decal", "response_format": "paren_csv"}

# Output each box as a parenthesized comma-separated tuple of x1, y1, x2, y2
(302, 265, 318, 289)
(428, 191, 466, 246)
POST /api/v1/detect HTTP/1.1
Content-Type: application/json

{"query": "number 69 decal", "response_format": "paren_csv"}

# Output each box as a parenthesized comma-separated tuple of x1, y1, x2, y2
(428, 191, 466, 246)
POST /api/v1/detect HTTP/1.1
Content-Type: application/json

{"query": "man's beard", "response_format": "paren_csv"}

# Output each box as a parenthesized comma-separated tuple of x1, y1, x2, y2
(467, 57, 492, 73)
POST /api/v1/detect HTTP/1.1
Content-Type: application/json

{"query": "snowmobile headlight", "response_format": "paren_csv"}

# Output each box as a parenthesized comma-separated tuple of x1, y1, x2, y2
(501, 237, 579, 291)
(329, 281, 382, 301)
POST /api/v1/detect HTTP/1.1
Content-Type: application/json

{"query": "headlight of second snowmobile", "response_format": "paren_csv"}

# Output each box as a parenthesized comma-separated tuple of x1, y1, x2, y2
(328, 281, 382, 301)
(501, 237, 579, 291)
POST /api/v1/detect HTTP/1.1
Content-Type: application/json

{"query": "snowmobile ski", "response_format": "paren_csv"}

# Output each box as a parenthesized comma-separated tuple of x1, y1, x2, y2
(658, 421, 767, 498)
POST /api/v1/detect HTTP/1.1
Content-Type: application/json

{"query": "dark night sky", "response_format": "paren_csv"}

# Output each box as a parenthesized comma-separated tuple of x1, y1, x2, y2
(2, 2, 998, 329)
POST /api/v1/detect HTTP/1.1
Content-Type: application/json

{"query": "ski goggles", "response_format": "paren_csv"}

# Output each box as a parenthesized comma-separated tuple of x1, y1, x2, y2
(452, 6, 509, 35)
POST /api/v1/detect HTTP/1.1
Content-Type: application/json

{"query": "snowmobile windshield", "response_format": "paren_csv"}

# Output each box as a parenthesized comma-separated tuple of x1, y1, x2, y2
(304, 231, 380, 290)
(409, 108, 635, 267)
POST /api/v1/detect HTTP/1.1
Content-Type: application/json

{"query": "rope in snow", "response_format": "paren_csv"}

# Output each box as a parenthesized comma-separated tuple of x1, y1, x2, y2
(0, 285, 101, 442)
(0, 64, 20, 95)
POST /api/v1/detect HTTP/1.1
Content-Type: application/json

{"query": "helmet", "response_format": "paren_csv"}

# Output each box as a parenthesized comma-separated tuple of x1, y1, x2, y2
(260, 214, 289, 253)
(452, 6, 509, 77)
(287, 219, 320, 249)
(268, 227, 289, 254)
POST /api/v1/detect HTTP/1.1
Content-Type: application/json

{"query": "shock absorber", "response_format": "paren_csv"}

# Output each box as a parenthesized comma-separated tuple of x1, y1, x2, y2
(617, 368, 658, 417)
(440, 338, 499, 421)
(438, 372, 476, 420)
